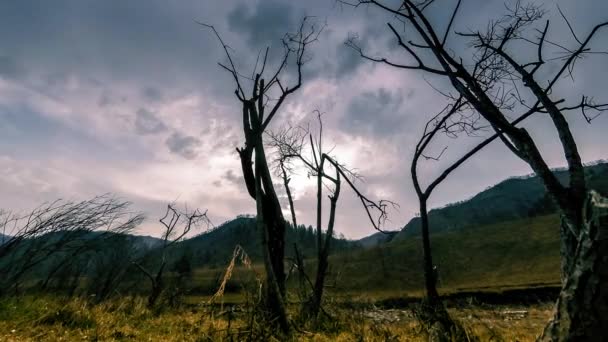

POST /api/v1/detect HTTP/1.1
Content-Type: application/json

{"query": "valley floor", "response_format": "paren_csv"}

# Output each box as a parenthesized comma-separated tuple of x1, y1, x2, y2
(0, 295, 553, 341)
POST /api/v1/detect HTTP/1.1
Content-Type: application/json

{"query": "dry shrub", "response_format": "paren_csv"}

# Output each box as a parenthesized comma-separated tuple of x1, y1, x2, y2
(208, 245, 262, 307)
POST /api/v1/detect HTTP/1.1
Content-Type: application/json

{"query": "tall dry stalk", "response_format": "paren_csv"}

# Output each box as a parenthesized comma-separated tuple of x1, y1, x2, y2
(209, 245, 262, 310)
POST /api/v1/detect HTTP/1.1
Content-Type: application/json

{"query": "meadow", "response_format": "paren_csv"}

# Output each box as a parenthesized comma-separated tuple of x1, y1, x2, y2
(0, 294, 554, 341)
(0, 213, 563, 341)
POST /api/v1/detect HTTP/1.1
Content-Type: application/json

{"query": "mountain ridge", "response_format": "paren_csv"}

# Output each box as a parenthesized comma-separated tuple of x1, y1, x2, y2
(393, 161, 608, 241)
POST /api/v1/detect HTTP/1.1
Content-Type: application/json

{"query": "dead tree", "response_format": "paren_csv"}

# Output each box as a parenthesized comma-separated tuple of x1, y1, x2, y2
(133, 204, 210, 307)
(268, 111, 393, 319)
(0, 195, 144, 296)
(407, 96, 486, 338)
(40, 243, 93, 292)
(411, 96, 482, 304)
(268, 127, 304, 230)
(279, 158, 299, 229)
(345, 0, 608, 339)
(202, 18, 322, 331)
(88, 234, 137, 301)
(269, 124, 308, 305)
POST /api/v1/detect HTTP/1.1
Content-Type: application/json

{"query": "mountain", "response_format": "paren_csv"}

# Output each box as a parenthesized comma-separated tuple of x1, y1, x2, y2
(327, 213, 561, 294)
(0, 230, 161, 276)
(5, 162, 606, 297)
(0, 233, 10, 245)
(394, 161, 608, 240)
(355, 231, 398, 248)
(132, 234, 163, 249)
(175, 215, 358, 268)
(328, 162, 608, 294)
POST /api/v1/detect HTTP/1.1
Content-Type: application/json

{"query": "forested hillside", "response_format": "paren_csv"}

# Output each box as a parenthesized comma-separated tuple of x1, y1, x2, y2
(395, 162, 608, 239)
(177, 216, 357, 268)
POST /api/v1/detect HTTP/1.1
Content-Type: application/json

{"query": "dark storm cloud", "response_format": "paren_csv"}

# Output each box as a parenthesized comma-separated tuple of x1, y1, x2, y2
(165, 131, 202, 160)
(97, 91, 112, 108)
(227, 1, 296, 48)
(0, 106, 121, 162)
(0, 0, 226, 91)
(134, 108, 167, 135)
(141, 86, 164, 102)
(343, 88, 408, 137)
(334, 43, 365, 79)
(0, 107, 68, 148)
(0, 56, 26, 80)
(222, 169, 242, 186)
(0, 0, 606, 239)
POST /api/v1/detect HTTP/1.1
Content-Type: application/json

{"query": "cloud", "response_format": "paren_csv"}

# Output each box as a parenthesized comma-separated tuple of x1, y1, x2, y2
(0, 56, 26, 80)
(334, 43, 366, 79)
(134, 108, 167, 135)
(331, 19, 396, 80)
(142, 86, 163, 102)
(0, 0, 606, 240)
(342, 87, 407, 138)
(226, 1, 295, 48)
(97, 91, 113, 108)
(165, 131, 202, 159)
(221, 169, 242, 187)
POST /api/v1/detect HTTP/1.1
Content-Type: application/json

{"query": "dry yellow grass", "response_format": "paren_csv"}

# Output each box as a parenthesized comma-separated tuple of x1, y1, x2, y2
(0, 295, 553, 341)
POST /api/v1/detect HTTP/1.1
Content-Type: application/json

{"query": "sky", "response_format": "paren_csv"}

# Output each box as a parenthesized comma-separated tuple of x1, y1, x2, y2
(0, 0, 606, 239)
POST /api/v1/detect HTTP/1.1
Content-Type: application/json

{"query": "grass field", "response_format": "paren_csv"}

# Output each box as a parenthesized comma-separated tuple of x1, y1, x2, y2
(181, 214, 562, 301)
(0, 295, 554, 341)
(0, 214, 563, 340)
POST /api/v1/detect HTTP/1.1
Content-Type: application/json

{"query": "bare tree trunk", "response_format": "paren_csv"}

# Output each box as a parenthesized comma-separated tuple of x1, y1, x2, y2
(419, 200, 439, 303)
(309, 255, 328, 318)
(309, 159, 325, 318)
(237, 130, 289, 332)
(147, 263, 165, 307)
(307, 167, 340, 319)
(540, 191, 608, 341)
(309, 215, 334, 318)
(148, 282, 163, 307)
(280, 161, 297, 228)
(415, 199, 463, 342)
(254, 140, 289, 332)
(559, 218, 579, 284)
(293, 244, 310, 302)
(257, 149, 288, 298)
(265, 208, 287, 298)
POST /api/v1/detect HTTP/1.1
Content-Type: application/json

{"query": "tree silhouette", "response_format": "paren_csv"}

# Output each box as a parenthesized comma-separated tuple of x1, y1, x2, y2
(344, 0, 608, 339)
(202, 17, 322, 331)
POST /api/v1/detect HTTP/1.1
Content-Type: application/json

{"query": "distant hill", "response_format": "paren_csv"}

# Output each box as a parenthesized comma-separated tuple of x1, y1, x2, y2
(0, 230, 161, 279)
(0, 233, 10, 245)
(5, 162, 606, 297)
(395, 161, 608, 240)
(355, 231, 398, 248)
(182, 213, 563, 298)
(325, 214, 562, 295)
(133, 234, 163, 249)
(175, 216, 358, 268)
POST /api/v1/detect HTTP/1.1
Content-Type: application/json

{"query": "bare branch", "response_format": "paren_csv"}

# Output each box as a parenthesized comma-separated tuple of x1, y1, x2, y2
(0, 195, 144, 294)
(557, 5, 582, 45)
(198, 22, 246, 99)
